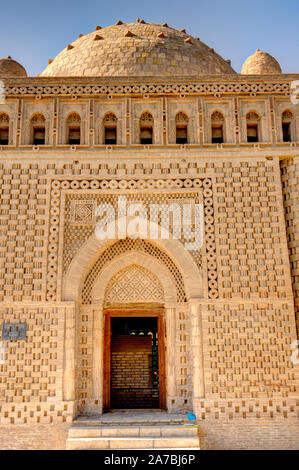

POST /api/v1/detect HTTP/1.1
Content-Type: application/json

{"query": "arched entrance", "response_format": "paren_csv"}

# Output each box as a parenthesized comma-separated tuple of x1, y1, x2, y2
(62, 237, 205, 416)
(102, 264, 167, 410)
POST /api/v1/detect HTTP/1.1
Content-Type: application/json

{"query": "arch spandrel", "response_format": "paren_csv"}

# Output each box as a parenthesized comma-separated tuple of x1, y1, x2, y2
(62, 233, 203, 303)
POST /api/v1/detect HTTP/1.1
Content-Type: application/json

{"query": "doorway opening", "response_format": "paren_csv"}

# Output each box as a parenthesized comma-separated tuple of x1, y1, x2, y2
(103, 310, 166, 410)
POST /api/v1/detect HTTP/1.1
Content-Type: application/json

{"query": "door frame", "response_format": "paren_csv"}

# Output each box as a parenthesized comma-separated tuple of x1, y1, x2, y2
(103, 306, 166, 410)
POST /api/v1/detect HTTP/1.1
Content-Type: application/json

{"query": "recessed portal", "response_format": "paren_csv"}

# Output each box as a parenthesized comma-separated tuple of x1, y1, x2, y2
(103, 311, 166, 411)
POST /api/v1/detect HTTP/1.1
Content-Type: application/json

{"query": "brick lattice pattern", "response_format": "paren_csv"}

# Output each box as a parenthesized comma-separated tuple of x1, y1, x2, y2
(0, 32, 298, 448)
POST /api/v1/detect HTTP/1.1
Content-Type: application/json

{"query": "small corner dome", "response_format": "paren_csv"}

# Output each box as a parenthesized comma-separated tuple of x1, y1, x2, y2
(241, 49, 282, 75)
(0, 56, 27, 78)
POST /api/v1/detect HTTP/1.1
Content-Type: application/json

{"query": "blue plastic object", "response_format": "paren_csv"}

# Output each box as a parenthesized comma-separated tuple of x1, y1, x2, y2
(187, 413, 196, 421)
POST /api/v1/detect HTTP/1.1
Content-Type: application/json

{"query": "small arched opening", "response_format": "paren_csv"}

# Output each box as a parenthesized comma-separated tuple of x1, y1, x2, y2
(103, 112, 117, 145)
(175, 111, 188, 144)
(67, 112, 81, 145)
(31, 113, 46, 145)
(140, 112, 153, 145)
(0, 113, 9, 145)
(246, 111, 260, 143)
(211, 111, 224, 144)
(281, 110, 294, 142)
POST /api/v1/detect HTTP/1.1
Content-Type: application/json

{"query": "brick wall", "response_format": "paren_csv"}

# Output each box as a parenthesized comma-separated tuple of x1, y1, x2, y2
(281, 157, 299, 337)
(0, 424, 69, 450)
(199, 418, 299, 450)
(0, 157, 298, 443)
(0, 419, 297, 450)
(0, 303, 74, 425)
(111, 335, 159, 408)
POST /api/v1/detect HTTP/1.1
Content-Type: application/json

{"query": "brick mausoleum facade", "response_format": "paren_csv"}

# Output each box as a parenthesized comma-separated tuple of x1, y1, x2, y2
(0, 20, 298, 449)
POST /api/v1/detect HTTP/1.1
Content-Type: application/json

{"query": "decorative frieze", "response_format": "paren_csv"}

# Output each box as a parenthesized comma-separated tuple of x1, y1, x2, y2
(4, 80, 291, 98)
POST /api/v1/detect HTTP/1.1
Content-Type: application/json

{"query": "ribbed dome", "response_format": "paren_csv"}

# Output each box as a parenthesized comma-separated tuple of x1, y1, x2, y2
(0, 56, 27, 78)
(41, 21, 236, 77)
(241, 49, 282, 75)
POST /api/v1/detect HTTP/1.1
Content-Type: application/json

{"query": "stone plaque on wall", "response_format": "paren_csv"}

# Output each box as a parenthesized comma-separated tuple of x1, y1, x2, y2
(1, 323, 27, 341)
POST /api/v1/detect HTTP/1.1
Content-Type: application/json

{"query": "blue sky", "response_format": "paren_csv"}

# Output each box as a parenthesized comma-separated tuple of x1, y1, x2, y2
(1, 0, 298, 76)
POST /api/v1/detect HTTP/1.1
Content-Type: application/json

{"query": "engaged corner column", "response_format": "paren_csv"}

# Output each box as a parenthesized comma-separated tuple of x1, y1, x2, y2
(92, 306, 104, 412)
(165, 306, 176, 412)
(63, 303, 76, 402)
(190, 302, 205, 404)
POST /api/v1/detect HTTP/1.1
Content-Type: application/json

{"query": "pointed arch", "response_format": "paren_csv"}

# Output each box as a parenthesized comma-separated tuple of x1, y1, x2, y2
(140, 111, 153, 144)
(246, 111, 260, 142)
(281, 109, 294, 142)
(103, 112, 117, 145)
(66, 112, 81, 145)
(31, 112, 46, 145)
(62, 232, 203, 303)
(211, 110, 225, 144)
(175, 111, 189, 144)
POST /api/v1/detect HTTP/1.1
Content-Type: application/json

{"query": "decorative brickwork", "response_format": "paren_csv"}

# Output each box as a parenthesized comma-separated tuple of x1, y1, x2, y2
(105, 265, 164, 305)
(213, 160, 292, 300)
(81, 238, 187, 304)
(0, 22, 298, 448)
(280, 158, 299, 336)
(176, 310, 192, 402)
(0, 164, 47, 302)
(202, 301, 297, 400)
(47, 176, 216, 301)
(0, 303, 74, 424)
(4, 79, 292, 99)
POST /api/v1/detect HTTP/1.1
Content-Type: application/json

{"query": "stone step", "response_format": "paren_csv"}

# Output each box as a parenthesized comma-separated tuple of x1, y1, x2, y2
(69, 425, 198, 438)
(66, 436, 200, 450)
(73, 419, 186, 427)
(73, 412, 187, 427)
